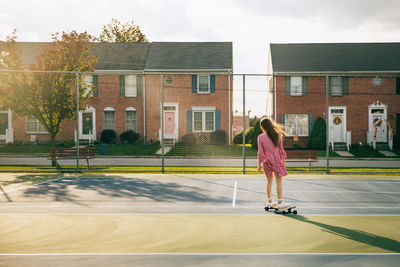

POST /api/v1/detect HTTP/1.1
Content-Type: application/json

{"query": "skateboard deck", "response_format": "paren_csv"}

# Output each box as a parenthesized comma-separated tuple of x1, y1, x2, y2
(264, 205, 297, 214)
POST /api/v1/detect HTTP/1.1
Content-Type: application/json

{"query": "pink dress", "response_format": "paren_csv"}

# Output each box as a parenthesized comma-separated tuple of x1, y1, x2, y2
(257, 133, 288, 177)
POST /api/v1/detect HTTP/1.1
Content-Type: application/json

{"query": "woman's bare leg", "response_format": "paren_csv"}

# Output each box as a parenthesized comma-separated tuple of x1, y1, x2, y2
(266, 173, 273, 200)
(275, 174, 283, 203)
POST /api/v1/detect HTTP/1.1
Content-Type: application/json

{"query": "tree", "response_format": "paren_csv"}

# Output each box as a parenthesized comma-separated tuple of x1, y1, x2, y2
(99, 18, 148, 43)
(251, 119, 262, 150)
(307, 117, 326, 150)
(0, 31, 97, 164)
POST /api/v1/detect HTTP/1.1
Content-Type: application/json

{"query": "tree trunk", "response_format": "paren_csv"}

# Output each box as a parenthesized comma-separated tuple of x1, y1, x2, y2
(50, 134, 59, 168)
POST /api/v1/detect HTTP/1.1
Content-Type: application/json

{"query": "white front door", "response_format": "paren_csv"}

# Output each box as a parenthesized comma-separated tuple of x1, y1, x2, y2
(329, 107, 346, 143)
(163, 104, 178, 139)
(370, 109, 387, 142)
(79, 107, 96, 140)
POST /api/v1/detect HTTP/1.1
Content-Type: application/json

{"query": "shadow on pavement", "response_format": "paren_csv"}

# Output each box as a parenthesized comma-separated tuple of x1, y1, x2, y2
(288, 214, 400, 253)
(8, 173, 231, 204)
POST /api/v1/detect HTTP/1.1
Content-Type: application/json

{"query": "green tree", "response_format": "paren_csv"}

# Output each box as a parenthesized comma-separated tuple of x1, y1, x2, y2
(251, 119, 262, 149)
(307, 117, 326, 150)
(0, 31, 97, 156)
(99, 18, 148, 43)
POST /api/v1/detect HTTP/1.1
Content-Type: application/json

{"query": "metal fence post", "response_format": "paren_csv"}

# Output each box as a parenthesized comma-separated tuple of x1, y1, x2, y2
(326, 76, 330, 174)
(161, 73, 165, 173)
(243, 74, 246, 174)
(75, 72, 80, 173)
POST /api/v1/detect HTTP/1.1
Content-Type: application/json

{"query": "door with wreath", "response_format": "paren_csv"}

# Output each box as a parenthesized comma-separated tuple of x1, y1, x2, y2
(330, 108, 345, 143)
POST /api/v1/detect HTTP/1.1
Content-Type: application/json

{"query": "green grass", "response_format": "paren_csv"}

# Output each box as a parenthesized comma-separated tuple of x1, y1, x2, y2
(0, 143, 73, 154)
(94, 143, 160, 156)
(349, 145, 385, 158)
(166, 144, 258, 157)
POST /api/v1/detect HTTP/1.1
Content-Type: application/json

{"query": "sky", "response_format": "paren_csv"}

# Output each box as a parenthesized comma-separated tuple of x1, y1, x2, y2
(1, 0, 400, 116)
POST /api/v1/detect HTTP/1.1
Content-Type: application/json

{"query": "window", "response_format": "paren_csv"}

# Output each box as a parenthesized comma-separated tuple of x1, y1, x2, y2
(193, 111, 215, 132)
(285, 114, 308, 136)
(126, 108, 137, 131)
(82, 74, 93, 97)
(104, 109, 115, 130)
(330, 76, 343, 95)
(125, 75, 137, 97)
(198, 75, 210, 93)
(26, 117, 47, 133)
(290, 76, 302, 96)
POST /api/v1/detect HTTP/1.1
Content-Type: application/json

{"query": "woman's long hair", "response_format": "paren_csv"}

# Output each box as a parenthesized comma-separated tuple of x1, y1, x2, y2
(260, 117, 285, 147)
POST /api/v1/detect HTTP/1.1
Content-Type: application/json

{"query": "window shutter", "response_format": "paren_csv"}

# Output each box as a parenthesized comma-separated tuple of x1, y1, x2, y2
(396, 77, 400, 95)
(137, 75, 143, 96)
(302, 76, 308, 95)
(342, 77, 349, 95)
(192, 75, 197, 93)
(215, 110, 220, 130)
(119, 75, 125, 96)
(210, 75, 216, 93)
(187, 110, 193, 132)
(327, 76, 331, 95)
(279, 114, 285, 125)
(308, 114, 314, 136)
(285, 77, 290, 95)
(93, 75, 98, 96)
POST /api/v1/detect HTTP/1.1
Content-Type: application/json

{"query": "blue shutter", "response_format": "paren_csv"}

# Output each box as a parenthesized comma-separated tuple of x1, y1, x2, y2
(308, 114, 314, 136)
(279, 114, 285, 125)
(302, 76, 308, 95)
(342, 77, 349, 95)
(187, 110, 193, 132)
(215, 110, 220, 130)
(285, 76, 290, 95)
(93, 75, 98, 96)
(192, 75, 197, 93)
(119, 75, 125, 96)
(210, 75, 216, 93)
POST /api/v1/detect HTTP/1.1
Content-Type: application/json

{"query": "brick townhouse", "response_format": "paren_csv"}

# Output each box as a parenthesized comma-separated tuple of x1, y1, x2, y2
(0, 42, 233, 145)
(268, 43, 400, 151)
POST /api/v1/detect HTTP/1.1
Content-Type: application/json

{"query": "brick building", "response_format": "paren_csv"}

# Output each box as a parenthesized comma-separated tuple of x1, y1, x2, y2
(0, 42, 233, 145)
(268, 43, 400, 150)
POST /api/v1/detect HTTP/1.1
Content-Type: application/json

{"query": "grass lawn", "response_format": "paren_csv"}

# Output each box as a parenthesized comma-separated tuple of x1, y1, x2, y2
(166, 144, 258, 157)
(0, 143, 73, 154)
(349, 145, 385, 158)
(95, 143, 160, 156)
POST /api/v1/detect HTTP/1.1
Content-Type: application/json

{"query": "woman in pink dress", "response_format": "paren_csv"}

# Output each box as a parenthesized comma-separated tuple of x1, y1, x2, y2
(257, 117, 291, 209)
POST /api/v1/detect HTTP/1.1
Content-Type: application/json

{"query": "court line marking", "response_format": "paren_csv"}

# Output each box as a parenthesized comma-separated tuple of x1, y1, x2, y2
(232, 181, 237, 207)
(0, 177, 66, 195)
(0, 253, 399, 256)
(0, 213, 399, 216)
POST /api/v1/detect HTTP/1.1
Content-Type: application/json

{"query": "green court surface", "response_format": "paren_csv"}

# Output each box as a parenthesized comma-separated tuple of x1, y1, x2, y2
(0, 214, 399, 254)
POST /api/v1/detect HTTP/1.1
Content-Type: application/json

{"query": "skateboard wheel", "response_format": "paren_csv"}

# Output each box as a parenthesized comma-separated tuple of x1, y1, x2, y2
(265, 207, 269, 211)
(293, 210, 298, 215)
(282, 210, 286, 215)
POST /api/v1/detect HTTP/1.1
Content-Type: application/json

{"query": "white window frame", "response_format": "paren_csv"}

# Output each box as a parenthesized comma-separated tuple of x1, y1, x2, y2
(104, 107, 115, 130)
(82, 74, 94, 97)
(26, 117, 48, 134)
(192, 110, 215, 132)
(290, 76, 303, 96)
(125, 74, 137, 97)
(197, 75, 210, 94)
(125, 107, 137, 131)
(284, 114, 309, 137)
(330, 76, 343, 96)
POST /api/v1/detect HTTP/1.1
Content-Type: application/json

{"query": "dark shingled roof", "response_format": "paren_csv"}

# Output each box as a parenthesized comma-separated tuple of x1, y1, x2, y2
(15, 42, 232, 71)
(145, 42, 232, 70)
(270, 43, 400, 73)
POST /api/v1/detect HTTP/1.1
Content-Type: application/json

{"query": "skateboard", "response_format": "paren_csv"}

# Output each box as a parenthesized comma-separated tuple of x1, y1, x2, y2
(264, 205, 297, 215)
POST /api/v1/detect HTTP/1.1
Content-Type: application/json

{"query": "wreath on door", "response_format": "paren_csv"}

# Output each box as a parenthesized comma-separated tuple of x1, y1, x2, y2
(333, 116, 342, 125)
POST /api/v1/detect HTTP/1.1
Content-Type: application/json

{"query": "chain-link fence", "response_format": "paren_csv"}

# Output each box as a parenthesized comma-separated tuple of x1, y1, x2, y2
(0, 70, 399, 174)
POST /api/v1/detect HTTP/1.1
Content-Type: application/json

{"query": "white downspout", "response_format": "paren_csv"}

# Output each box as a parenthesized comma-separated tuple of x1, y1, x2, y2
(143, 71, 146, 142)
(228, 72, 231, 145)
(274, 74, 277, 121)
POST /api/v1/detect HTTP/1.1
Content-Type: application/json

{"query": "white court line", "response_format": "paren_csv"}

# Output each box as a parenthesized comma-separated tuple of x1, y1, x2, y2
(0, 253, 399, 256)
(232, 181, 237, 207)
(0, 177, 66, 195)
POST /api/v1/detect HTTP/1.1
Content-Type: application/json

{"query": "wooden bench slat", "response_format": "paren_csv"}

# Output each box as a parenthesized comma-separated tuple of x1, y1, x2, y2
(49, 147, 96, 168)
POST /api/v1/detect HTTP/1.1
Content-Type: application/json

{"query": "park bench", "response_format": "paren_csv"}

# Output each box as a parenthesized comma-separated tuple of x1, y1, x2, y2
(49, 147, 96, 168)
(285, 150, 318, 170)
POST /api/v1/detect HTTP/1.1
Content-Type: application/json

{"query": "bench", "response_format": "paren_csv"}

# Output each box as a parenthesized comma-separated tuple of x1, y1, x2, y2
(49, 147, 96, 168)
(285, 150, 318, 170)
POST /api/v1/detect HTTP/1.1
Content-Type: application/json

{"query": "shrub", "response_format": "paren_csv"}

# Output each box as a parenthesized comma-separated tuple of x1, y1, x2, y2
(100, 129, 116, 144)
(180, 133, 196, 145)
(210, 130, 227, 145)
(120, 130, 140, 144)
(307, 117, 326, 150)
(394, 134, 400, 149)
(251, 119, 262, 149)
(233, 131, 243, 144)
(245, 126, 255, 144)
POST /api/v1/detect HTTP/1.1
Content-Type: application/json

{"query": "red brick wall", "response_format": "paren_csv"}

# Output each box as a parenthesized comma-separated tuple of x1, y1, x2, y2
(274, 76, 400, 148)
